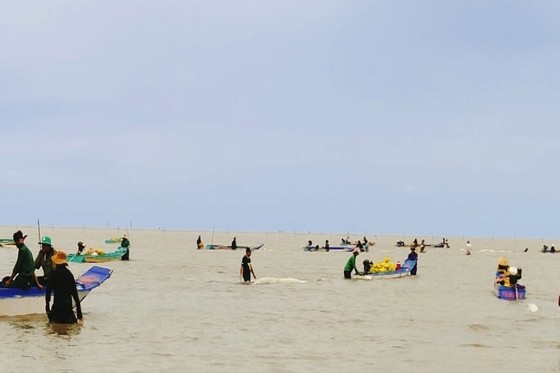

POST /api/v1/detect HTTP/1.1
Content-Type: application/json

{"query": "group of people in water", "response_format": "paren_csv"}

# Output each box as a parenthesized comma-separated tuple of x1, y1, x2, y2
(2, 230, 131, 325)
(343, 245, 419, 279)
(305, 236, 373, 252)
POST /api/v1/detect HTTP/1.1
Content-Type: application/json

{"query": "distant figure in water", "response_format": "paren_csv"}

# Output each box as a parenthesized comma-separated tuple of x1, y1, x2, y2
(324, 240, 330, 252)
(356, 240, 363, 252)
(77, 241, 86, 255)
(407, 247, 418, 275)
(465, 240, 472, 256)
(121, 235, 130, 260)
(197, 235, 204, 249)
(231, 237, 238, 250)
(551, 244, 556, 253)
(419, 239, 426, 253)
(240, 248, 256, 283)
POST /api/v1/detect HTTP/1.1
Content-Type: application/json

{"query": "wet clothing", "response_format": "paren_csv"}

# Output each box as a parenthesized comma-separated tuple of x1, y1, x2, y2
(9, 244, 34, 289)
(241, 255, 251, 282)
(46, 264, 82, 324)
(121, 238, 130, 260)
(35, 247, 56, 286)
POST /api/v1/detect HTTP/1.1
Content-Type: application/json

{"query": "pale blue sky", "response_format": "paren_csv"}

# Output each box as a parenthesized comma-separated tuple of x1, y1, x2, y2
(1, 1, 559, 237)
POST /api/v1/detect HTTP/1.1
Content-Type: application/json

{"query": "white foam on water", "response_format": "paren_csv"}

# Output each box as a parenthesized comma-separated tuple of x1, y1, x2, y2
(528, 303, 539, 313)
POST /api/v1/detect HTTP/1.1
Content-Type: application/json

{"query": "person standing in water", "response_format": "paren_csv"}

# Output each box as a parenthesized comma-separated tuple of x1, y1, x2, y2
(407, 247, 418, 276)
(465, 240, 472, 256)
(196, 235, 204, 249)
(231, 237, 238, 250)
(121, 234, 131, 260)
(45, 251, 83, 324)
(343, 249, 360, 279)
(240, 248, 256, 283)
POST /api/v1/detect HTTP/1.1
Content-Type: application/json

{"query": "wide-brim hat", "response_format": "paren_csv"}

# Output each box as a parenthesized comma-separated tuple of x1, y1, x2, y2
(52, 250, 68, 265)
(38, 235, 52, 246)
(13, 230, 27, 241)
(497, 256, 509, 266)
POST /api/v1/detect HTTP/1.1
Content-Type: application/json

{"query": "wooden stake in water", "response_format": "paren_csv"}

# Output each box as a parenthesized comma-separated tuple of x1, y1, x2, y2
(37, 219, 41, 249)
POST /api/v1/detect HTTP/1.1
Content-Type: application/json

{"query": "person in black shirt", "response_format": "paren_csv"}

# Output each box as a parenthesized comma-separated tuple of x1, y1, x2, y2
(240, 248, 256, 283)
(121, 235, 131, 260)
(45, 251, 83, 324)
(231, 237, 238, 250)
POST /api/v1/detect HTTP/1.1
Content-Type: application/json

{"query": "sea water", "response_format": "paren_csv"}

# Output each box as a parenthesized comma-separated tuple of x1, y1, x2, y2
(0, 227, 558, 372)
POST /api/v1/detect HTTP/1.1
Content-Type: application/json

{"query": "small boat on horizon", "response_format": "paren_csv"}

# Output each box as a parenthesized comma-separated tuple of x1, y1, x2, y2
(204, 243, 264, 251)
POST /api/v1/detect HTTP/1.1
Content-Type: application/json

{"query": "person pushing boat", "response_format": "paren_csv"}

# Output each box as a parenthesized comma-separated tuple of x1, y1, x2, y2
(407, 247, 418, 275)
(343, 249, 360, 279)
(240, 248, 256, 283)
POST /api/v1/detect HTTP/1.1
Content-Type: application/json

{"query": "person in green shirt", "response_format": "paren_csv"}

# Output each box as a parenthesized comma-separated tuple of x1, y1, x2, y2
(6, 230, 37, 289)
(35, 235, 57, 286)
(344, 249, 360, 279)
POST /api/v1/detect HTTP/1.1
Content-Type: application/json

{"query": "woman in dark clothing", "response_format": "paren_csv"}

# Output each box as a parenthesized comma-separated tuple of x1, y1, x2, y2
(45, 251, 83, 324)
(407, 247, 418, 276)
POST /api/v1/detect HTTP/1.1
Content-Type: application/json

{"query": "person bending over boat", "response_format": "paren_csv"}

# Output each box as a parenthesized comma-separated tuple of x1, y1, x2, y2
(407, 247, 418, 276)
(35, 235, 57, 286)
(6, 230, 38, 289)
(343, 249, 360, 279)
(46, 251, 83, 324)
(121, 234, 130, 260)
(240, 248, 256, 283)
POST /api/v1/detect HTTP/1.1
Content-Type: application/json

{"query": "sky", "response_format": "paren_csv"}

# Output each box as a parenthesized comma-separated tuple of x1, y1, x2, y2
(1, 1, 559, 238)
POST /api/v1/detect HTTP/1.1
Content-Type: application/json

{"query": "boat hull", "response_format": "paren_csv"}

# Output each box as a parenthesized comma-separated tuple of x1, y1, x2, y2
(205, 244, 264, 251)
(303, 245, 355, 252)
(68, 248, 126, 263)
(494, 283, 526, 300)
(0, 266, 112, 316)
(354, 260, 416, 280)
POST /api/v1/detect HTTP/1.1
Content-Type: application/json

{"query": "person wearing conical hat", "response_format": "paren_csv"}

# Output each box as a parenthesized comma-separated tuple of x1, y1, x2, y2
(45, 251, 83, 324)
(35, 235, 57, 286)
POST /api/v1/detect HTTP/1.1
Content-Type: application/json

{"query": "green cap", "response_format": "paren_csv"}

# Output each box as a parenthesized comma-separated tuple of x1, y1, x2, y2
(38, 236, 52, 246)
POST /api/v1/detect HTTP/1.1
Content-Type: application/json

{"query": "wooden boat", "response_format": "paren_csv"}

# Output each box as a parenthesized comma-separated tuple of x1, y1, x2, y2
(0, 266, 112, 316)
(354, 259, 416, 280)
(105, 236, 123, 244)
(204, 243, 264, 251)
(0, 238, 15, 247)
(68, 247, 127, 263)
(303, 244, 355, 252)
